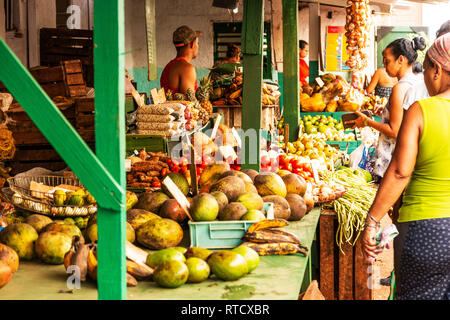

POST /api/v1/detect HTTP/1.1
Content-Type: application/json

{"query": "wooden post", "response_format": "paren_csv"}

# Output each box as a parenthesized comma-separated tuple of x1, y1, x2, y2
(240, 0, 264, 171)
(282, 0, 300, 142)
(338, 241, 354, 300)
(94, 0, 127, 300)
(308, 2, 320, 83)
(354, 238, 372, 300)
(319, 211, 335, 300)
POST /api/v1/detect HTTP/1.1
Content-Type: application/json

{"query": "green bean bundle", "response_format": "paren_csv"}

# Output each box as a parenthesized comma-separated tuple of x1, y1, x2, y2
(320, 169, 377, 253)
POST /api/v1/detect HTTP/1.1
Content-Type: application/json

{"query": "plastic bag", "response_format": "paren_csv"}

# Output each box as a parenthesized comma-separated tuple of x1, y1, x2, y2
(349, 127, 377, 169)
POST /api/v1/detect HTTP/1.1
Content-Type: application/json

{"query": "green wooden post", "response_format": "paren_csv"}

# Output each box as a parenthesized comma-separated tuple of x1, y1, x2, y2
(241, 0, 264, 171)
(282, 0, 300, 142)
(0, 41, 123, 210)
(94, 0, 127, 300)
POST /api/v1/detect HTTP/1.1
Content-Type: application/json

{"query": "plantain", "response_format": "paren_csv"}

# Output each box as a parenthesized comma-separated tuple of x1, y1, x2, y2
(126, 273, 138, 287)
(87, 246, 98, 281)
(126, 259, 153, 280)
(240, 242, 308, 257)
(262, 229, 308, 251)
(69, 236, 91, 281)
(247, 219, 289, 233)
(243, 230, 298, 245)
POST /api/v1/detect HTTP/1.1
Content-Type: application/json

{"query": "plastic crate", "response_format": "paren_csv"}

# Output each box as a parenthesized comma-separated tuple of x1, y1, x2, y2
(301, 111, 381, 123)
(188, 202, 275, 249)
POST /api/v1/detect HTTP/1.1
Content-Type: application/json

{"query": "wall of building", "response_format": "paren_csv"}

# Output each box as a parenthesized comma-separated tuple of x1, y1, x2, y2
(125, 0, 273, 93)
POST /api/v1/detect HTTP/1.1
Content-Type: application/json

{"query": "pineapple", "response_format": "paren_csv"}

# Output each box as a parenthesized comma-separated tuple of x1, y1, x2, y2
(196, 75, 213, 114)
(186, 88, 197, 102)
(173, 93, 186, 101)
(165, 89, 174, 101)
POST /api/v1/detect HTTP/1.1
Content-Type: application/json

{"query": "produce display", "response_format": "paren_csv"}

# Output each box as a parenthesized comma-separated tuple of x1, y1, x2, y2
(360, 94, 388, 113)
(210, 72, 281, 106)
(136, 102, 186, 135)
(126, 149, 172, 189)
(284, 136, 343, 168)
(300, 73, 368, 112)
(300, 114, 356, 141)
(6, 177, 98, 217)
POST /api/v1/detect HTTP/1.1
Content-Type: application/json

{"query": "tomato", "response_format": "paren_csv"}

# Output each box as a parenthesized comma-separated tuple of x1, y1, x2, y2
(291, 159, 303, 169)
(160, 168, 170, 177)
(171, 165, 180, 173)
(171, 158, 180, 166)
(180, 157, 189, 167)
(151, 181, 161, 188)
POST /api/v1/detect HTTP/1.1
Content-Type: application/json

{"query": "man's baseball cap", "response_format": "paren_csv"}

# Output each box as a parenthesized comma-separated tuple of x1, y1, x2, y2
(173, 25, 203, 47)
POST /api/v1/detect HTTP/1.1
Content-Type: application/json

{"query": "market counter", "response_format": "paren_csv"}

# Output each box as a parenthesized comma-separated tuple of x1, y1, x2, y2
(0, 208, 320, 300)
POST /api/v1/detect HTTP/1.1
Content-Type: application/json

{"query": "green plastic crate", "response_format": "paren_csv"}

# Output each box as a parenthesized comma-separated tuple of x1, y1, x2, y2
(188, 202, 274, 249)
(301, 111, 381, 122)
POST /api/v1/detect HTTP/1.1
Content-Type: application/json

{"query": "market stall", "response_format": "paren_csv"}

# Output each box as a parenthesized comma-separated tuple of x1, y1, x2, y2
(0, 0, 415, 302)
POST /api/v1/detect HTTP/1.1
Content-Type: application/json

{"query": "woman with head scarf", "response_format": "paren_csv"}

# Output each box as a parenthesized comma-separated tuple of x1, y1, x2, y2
(361, 33, 450, 300)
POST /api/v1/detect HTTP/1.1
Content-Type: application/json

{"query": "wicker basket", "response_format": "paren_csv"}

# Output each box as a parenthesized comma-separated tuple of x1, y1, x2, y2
(4, 175, 97, 217)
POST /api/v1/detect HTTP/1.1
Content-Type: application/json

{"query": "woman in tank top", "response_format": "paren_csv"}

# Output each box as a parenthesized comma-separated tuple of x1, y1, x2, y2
(361, 33, 450, 300)
(345, 37, 427, 182)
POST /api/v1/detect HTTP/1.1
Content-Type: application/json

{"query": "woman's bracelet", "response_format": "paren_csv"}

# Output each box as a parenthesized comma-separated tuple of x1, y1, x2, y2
(368, 214, 380, 224)
(364, 221, 380, 229)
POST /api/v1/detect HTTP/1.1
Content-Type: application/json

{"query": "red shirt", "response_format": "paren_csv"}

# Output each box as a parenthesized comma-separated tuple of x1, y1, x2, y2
(160, 57, 197, 94)
(299, 58, 309, 85)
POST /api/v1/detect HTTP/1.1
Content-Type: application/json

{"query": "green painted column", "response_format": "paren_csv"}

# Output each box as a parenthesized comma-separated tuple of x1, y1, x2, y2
(94, 0, 127, 300)
(241, 0, 264, 171)
(282, 0, 300, 142)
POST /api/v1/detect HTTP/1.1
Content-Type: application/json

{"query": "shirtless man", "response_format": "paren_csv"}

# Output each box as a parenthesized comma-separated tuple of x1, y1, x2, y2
(160, 25, 203, 95)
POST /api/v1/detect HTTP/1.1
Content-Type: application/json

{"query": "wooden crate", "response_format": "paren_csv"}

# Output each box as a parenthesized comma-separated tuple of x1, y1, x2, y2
(40, 28, 94, 87)
(319, 209, 373, 300)
(215, 105, 276, 131)
(74, 97, 95, 129)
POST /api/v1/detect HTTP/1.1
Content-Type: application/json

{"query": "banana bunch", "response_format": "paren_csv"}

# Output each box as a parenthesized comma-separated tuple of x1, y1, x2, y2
(64, 237, 153, 287)
(240, 219, 308, 256)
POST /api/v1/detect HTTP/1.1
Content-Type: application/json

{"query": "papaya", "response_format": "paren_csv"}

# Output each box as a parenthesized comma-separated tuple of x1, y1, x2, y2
(0, 243, 19, 273)
(218, 202, 248, 221)
(282, 174, 307, 197)
(198, 163, 230, 187)
(42, 222, 83, 240)
(262, 195, 291, 220)
(35, 231, 72, 265)
(0, 261, 13, 289)
(254, 172, 287, 197)
(136, 218, 183, 250)
(127, 209, 160, 230)
(126, 191, 138, 210)
(286, 194, 307, 221)
(219, 171, 253, 184)
(235, 192, 264, 211)
(210, 176, 245, 202)
(134, 192, 170, 214)
(241, 169, 258, 182)
(0, 223, 38, 260)
(25, 214, 53, 233)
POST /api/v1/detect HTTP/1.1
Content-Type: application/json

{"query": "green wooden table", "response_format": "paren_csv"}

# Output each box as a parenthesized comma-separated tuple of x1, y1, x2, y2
(1, 208, 320, 300)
